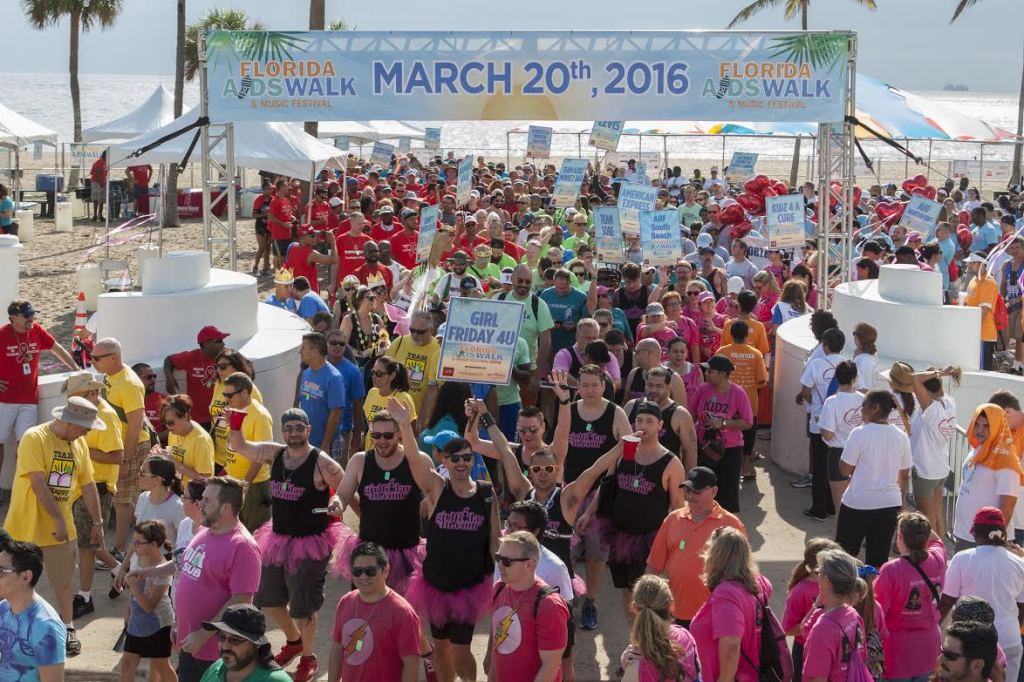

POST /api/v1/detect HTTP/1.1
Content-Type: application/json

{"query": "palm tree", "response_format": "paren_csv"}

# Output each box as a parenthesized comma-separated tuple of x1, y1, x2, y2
(165, 0, 186, 227)
(727, 0, 877, 30)
(951, 0, 1024, 187)
(21, 0, 123, 142)
(184, 8, 263, 81)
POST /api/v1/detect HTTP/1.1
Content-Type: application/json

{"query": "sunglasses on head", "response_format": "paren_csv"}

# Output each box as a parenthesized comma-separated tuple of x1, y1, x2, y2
(351, 565, 381, 578)
(370, 431, 396, 440)
(446, 453, 474, 464)
(530, 464, 556, 474)
(494, 553, 530, 567)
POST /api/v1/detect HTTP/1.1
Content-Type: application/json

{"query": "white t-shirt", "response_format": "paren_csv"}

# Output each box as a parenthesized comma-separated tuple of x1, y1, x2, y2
(493, 544, 574, 601)
(799, 353, 846, 434)
(943, 545, 1024, 649)
(852, 353, 877, 392)
(817, 391, 864, 448)
(134, 491, 185, 548)
(909, 396, 957, 481)
(840, 422, 912, 509)
(954, 452, 1020, 542)
(886, 391, 919, 435)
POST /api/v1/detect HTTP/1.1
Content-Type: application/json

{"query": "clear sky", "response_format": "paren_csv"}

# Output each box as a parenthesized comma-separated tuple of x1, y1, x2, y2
(4, 0, 1020, 92)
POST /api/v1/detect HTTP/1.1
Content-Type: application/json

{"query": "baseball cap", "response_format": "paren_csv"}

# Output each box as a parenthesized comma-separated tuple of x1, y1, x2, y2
(404, 191, 419, 201)
(680, 466, 718, 490)
(645, 302, 665, 317)
(696, 291, 715, 305)
(460, 276, 478, 291)
(633, 400, 662, 419)
(449, 252, 468, 263)
(328, 197, 343, 208)
(727, 276, 744, 295)
(375, 204, 394, 215)
(701, 355, 735, 373)
(964, 251, 988, 264)
(202, 604, 269, 646)
(400, 207, 418, 219)
(280, 408, 309, 427)
(423, 429, 460, 450)
(197, 325, 230, 344)
(971, 506, 1005, 533)
(500, 268, 514, 285)
(7, 301, 34, 317)
(696, 233, 714, 250)
(296, 223, 316, 237)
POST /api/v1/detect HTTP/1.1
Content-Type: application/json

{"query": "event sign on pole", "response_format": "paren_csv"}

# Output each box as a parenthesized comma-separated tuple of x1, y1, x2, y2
(438, 297, 526, 385)
(589, 121, 624, 151)
(456, 156, 473, 206)
(551, 159, 588, 207)
(527, 125, 553, 158)
(617, 183, 658, 236)
(417, 204, 439, 263)
(424, 127, 442, 150)
(725, 152, 758, 183)
(206, 31, 850, 123)
(899, 194, 943, 240)
(952, 160, 1011, 183)
(333, 135, 349, 151)
(370, 141, 393, 166)
(397, 136, 411, 154)
(765, 194, 807, 248)
(593, 207, 624, 263)
(606, 152, 664, 178)
(639, 210, 683, 266)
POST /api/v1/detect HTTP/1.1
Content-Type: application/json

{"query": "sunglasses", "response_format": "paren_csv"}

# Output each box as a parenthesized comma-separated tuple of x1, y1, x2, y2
(494, 553, 530, 567)
(371, 370, 392, 378)
(445, 453, 474, 464)
(222, 391, 238, 400)
(369, 431, 396, 440)
(687, 291, 700, 296)
(529, 464, 556, 474)
(216, 632, 250, 646)
(328, 340, 345, 346)
(91, 352, 113, 361)
(517, 425, 540, 434)
(216, 363, 233, 370)
(410, 328, 430, 336)
(351, 565, 381, 578)
(941, 649, 967, 662)
(282, 424, 308, 433)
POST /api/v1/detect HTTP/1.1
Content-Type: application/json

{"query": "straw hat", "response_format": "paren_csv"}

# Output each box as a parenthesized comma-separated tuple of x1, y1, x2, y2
(52, 397, 106, 431)
(61, 371, 103, 396)
(880, 361, 914, 394)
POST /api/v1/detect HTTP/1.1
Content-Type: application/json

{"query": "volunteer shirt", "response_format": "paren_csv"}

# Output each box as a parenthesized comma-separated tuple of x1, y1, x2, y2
(782, 577, 818, 646)
(363, 389, 417, 450)
(167, 422, 215, 486)
(646, 503, 746, 620)
(370, 221, 401, 244)
(217, 401, 273, 483)
(4, 423, 94, 547)
(0, 323, 56, 404)
(167, 349, 218, 423)
(943, 544, 1024, 649)
(336, 232, 372, 281)
(688, 382, 753, 450)
(75, 398, 123, 498)
(954, 453, 1020, 542)
(144, 390, 167, 433)
(840, 422, 912, 510)
(386, 337, 440, 414)
(802, 604, 866, 682)
(721, 317, 770, 357)
(104, 366, 152, 445)
(539, 287, 589, 354)
(853, 352, 878, 391)
(875, 538, 946, 679)
(690, 576, 772, 682)
(799, 352, 845, 434)
(909, 396, 957, 481)
(0, 595, 65, 680)
(963, 274, 1000, 342)
(715, 344, 767, 415)
(208, 381, 264, 438)
(299, 362, 347, 447)
(176, 524, 261, 662)
(817, 391, 864, 448)
(331, 589, 422, 682)
(490, 579, 570, 682)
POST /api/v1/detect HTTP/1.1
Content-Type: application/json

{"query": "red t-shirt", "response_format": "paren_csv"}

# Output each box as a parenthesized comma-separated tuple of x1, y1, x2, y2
(490, 580, 569, 682)
(390, 230, 420, 269)
(168, 348, 218, 423)
(331, 589, 421, 682)
(268, 196, 294, 240)
(252, 194, 271, 216)
(336, 233, 372, 282)
(286, 243, 320, 293)
(353, 263, 393, 291)
(502, 240, 526, 261)
(127, 165, 151, 187)
(370, 221, 401, 244)
(0, 323, 56, 405)
(307, 201, 330, 228)
(144, 390, 168, 433)
(90, 158, 107, 186)
(328, 214, 348, 234)
(456, 233, 489, 255)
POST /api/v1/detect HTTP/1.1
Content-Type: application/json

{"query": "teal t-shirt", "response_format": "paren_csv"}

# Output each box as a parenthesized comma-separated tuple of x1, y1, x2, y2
(539, 286, 589, 353)
(0, 197, 14, 227)
(0, 596, 66, 681)
(200, 660, 291, 681)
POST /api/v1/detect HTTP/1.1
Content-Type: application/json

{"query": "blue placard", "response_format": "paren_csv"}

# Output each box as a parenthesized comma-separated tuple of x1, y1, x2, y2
(639, 210, 682, 266)
(593, 206, 624, 263)
(552, 159, 589, 207)
(417, 204, 439, 263)
(526, 125, 553, 158)
(370, 141, 393, 166)
(438, 297, 526, 385)
(456, 157, 474, 206)
(589, 120, 624, 151)
(617, 183, 659, 235)
(900, 194, 943, 241)
(333, 135, 349, 151)
(424, 127, 442, 150)
(726, 152, 758, 183)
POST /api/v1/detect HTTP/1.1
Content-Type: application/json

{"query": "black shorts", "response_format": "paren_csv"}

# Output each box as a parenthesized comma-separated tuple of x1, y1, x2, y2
(274, 238, 293, 257)
(255, 558, 328, 619)
(255, 219, 270, 238)
(430, 621, 476, 646)
(742, 421, 758, 457)
(608, 560, 647, 590)
(827, 447, 849, 482)
(124, 625, 173, 658)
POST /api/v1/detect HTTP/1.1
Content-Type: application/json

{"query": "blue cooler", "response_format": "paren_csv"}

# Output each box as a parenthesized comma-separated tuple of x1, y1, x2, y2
(35, 175, 64, 192)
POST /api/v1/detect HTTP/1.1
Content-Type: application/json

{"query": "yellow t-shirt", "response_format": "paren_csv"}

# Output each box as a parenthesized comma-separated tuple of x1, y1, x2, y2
(220, 401, 273, 483)
(103, 366, 151, 445)
(5, 423, 95, 547)
(209, 381, 265, 466)
(167, 421, 215, 487)
(386, 336, 440, 413)
(363, 388, 417, 450)
(75, 399, 123, 499)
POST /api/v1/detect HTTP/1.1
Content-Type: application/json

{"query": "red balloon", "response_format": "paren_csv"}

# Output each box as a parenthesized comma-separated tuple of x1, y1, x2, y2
(736, 193, 763, 214)
(912, 174, 928, 188)
(901, 179, 919, 194)
(744, 175, 771, 195)
(912, 185, 937, 201)
(771, 180, 788, 195)
(719, 204, 745, 226)
(957, 226, 972, 251)
(852, 185, 863, 207)
(959, 210, 971, 226)
(762, 187, 778, 198)
(730, 220, 753, 239)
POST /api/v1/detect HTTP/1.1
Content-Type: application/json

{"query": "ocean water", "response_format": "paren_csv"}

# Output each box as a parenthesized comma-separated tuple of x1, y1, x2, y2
(0, 71, 1019, 163)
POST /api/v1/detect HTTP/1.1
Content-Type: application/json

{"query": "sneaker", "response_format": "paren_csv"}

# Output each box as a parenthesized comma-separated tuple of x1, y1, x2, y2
(580, 596, 598, 631)
(66, 629, 81, 657)
(72, 595, 94, 620)
(109, 577, 122, 600)
(291, 654, 318, 682)
(110, 547, 125, 563)
(94, 559, 111, 571)
(274, 640, 304, 667)
(790, 474, 813, 488)
(803, 509, 827, 522)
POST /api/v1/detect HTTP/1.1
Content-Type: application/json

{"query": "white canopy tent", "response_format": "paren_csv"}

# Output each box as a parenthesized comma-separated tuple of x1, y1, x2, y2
(81, 85, 177, 143)
(317, 120, 426, 144)
(0, 99, 59, 221)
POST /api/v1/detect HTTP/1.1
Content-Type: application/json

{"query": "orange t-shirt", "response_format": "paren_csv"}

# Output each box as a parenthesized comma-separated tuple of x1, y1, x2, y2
(646, 504, 747, 620)
(721, 317, 770, 356)
(715, 343, 768, 414)
(963, 275, 999, 342)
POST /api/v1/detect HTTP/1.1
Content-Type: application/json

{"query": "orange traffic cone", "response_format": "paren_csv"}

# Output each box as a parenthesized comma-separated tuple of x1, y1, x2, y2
(72, 291, 87, 335)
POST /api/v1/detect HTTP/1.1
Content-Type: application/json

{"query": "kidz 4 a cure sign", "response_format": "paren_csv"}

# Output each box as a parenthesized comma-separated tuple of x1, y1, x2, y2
(206, 31, 849, 122)
(438, 297, 525, 385)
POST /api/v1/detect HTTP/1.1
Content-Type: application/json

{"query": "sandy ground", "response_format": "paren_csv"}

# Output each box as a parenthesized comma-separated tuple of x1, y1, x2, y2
(24, 435, 830, 681)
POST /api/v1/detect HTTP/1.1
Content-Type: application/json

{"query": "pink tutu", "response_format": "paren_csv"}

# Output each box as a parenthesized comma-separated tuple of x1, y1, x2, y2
(253, 521, 348, 571)
(404, 571, 494, 627)
(599, 522, 658, 565)
(330, 533, 426, 594)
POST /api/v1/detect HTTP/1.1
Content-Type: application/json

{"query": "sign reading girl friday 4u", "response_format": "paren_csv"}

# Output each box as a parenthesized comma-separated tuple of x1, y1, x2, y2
(206, 31, 849, 122)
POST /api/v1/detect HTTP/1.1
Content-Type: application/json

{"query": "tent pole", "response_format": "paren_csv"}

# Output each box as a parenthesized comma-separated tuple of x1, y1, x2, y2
(720, 137, 726, 172)
(104, 147, 111, 263)
(158, 164, 165, 257)
(927, 140, 933, 180)
(506, 132, 510, 169)
(904, 139, 910, 179)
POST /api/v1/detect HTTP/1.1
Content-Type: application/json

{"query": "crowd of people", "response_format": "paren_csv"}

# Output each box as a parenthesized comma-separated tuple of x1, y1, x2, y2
(1, 151, 1024, 682)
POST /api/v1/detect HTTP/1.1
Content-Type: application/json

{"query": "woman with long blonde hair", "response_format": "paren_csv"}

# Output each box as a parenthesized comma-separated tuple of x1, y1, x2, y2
(620, 575, 699, 681)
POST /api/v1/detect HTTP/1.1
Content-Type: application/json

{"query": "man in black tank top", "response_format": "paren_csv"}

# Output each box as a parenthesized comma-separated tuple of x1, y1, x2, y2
(624, 366, 698, 470)
(467, 405, 550, 518)
(228, 408, 345, 679)
(622, 338, 689, 407)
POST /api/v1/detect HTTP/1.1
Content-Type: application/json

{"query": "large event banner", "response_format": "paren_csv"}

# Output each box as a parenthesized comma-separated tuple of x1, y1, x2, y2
(438, 297, 526, 385)
(206, 31, 850, 122)
(456, 156, 474, 206)
(765, 194, 806, 248)
(617, 183, 658, 236)
(593, 206, 624, 263)
(899, 194, 943, 240)
(527, 125, 553, 158)
(551, 159, 589, 207)
(417, 204, 439, 262)
(589, 120, 624, 151)
(639, 210, 683, 266)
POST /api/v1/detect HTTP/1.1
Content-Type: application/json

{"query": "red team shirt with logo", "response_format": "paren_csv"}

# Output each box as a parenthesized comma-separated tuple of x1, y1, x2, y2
(0, 324, 55, 404)
(389, 230, 420, 270)
(167, 349, 218, 423)
(336, 233, 372, 282)
(490, 580, 569, 682)
(331, 589, 421, 682)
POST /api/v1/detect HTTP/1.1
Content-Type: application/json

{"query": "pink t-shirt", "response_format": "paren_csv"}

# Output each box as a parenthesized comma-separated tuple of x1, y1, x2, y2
(637, 624, 699, 682)
(637, 324, 682, 361)
(690, 576, 772, 682)
(782, 577, 819, 646)
(331, 589, 422, 682)
(688, 381, 754, 449)
(490, 580, 569, 682)
(754, 292, 779, 325)
(874, 538, 947, 678)
(803, 604, 866, 682)
(174, 525, 261, 661)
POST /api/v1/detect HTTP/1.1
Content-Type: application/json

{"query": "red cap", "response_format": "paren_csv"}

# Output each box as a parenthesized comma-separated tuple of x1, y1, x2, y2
(971, 506, 1005, 533)
(297, 223, 315, 237)
(197, 325, 230, 344)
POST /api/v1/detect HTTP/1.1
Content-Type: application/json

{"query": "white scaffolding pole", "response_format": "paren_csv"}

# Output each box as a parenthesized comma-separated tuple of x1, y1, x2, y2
(198, 32, 238, 270)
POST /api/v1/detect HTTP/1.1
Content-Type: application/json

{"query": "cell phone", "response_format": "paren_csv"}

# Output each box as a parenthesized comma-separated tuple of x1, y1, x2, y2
(312, 507, 331, 514)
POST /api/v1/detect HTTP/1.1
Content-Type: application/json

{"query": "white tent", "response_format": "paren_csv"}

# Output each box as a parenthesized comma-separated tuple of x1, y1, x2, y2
(317, 120, 425, 144)
(109, 108, 344, 179)
(81, 86, 176, 143)
(0, 100, 58, 148)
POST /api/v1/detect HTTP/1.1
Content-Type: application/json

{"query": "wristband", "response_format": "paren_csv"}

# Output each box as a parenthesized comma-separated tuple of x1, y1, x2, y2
(558, 398, 571, 405)
(479, 413, 496, 429)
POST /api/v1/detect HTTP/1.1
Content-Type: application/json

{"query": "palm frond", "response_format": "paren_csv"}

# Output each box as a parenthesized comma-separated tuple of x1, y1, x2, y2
(20, 0, 66, 29)
(328, 18, 350, 31)
(950, 0, 982, 23)
(768, 33, 847, 71)
(781, 0, 807, 21)
(79, 0, 122, 31)
(727, 0, 786, 28)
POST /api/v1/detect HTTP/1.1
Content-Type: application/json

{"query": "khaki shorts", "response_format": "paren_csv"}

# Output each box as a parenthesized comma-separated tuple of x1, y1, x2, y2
(913, 470, 946, 497)
(115, 441, 150, 505)
(73, 491, 113, 549)
(41, 542, 76, 591)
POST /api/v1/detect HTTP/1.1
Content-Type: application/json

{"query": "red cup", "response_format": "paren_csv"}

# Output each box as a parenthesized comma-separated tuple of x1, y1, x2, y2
(227, 408, 246, 431)
(622, 435, 640, 462)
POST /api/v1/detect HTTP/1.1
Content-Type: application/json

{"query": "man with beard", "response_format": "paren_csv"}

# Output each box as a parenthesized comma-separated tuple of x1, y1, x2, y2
(469, 405, 550, 504)
(931, 620, 997, 682)
(199, 604, 290, 681)
(370, 204, 401, 244)
(495, 264, 553, 407)
(353, 241, 394, 293)
(624, 366, 697, 468)
(132, 362, 168, 441)
(610, 263, 650, 339)
(163, 326, 230, 430)
(174, 477, 261, 682)
(228, 408, 345, 682)
(432, 252, 481, 303)
(621, 339, 688, 405)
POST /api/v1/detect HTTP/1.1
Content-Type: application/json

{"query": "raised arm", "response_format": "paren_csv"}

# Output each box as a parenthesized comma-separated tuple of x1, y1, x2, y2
(561, 436, 629, 525)
(470, 403, 531, 502)
(388, 397, 443, 498)
(227, 415, 284, 466)
(548, 371, 573, 464)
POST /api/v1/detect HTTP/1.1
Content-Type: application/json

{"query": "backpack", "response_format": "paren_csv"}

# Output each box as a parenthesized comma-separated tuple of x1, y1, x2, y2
(741, 586, 793, 682)
(829, 617, 875, 682)
(497, 290, 540, 319)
